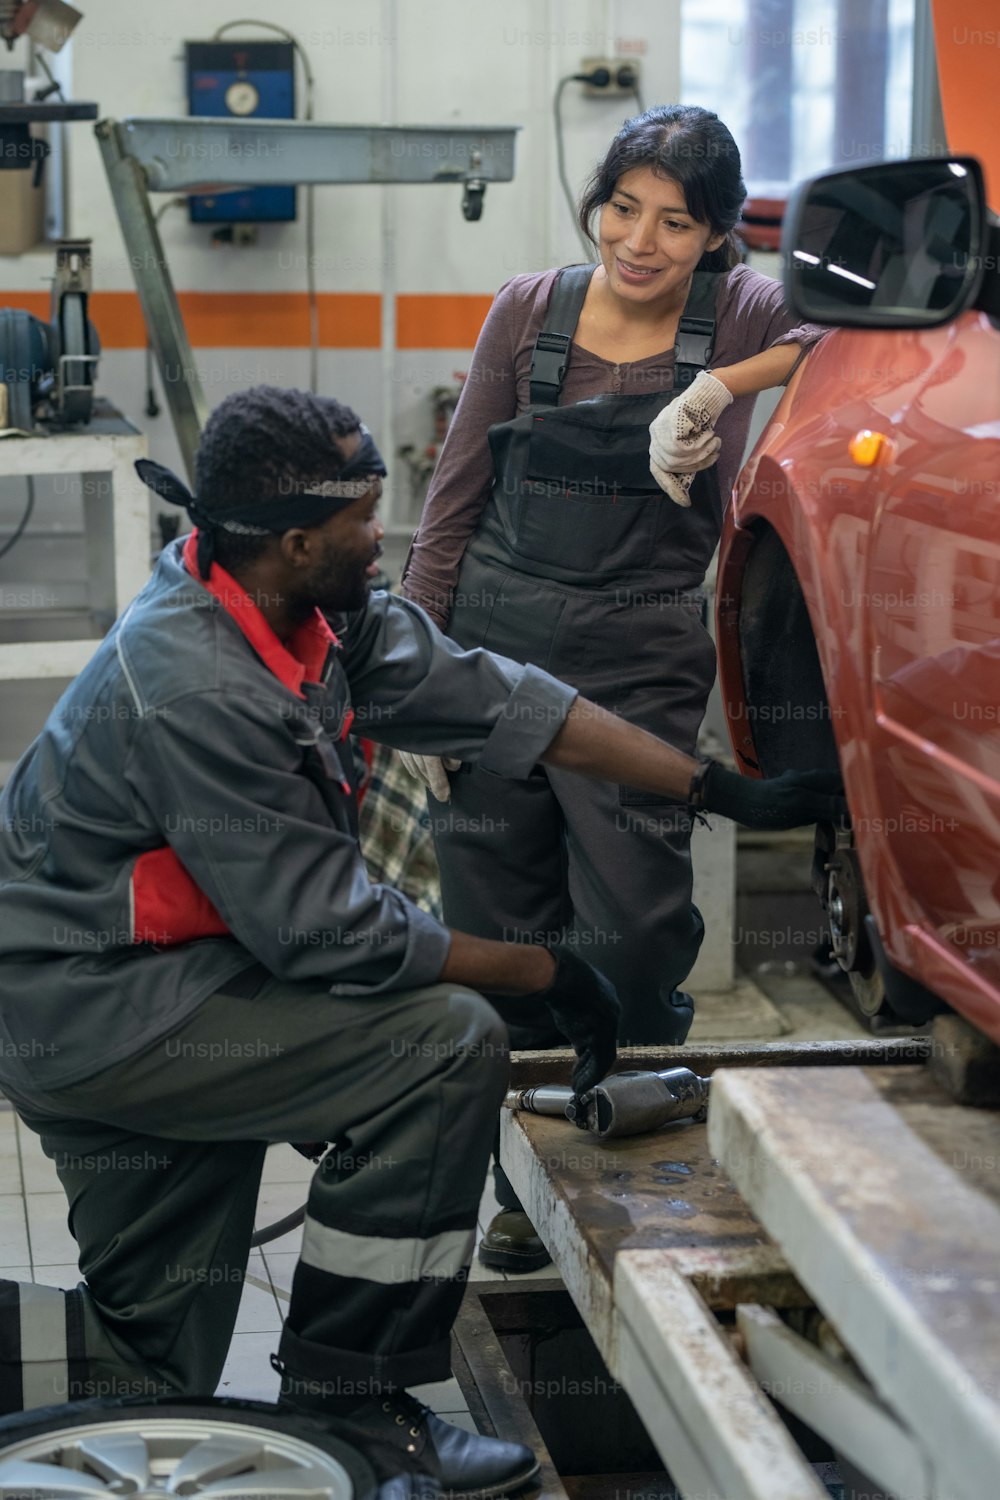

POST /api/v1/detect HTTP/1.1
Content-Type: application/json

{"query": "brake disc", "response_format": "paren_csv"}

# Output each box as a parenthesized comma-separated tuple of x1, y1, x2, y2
(816, 823, 887, 1020)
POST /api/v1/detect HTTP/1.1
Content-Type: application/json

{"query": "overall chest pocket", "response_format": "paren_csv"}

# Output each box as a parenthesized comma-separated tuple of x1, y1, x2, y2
(514, 409, 665, 575)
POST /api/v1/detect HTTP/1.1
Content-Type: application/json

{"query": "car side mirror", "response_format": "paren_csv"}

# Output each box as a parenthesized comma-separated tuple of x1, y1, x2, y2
(782, 156, 987, 328)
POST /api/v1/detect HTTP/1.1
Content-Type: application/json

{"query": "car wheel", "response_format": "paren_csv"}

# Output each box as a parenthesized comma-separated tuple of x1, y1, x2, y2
(813, 823, 893, 1027)
(736, 526, 940, 1030)
(0, 1396, 377, 1500)
(846, 967, 886, 1018)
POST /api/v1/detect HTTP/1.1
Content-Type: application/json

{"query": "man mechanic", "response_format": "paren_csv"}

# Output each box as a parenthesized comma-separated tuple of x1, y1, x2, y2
(0, 386, 844, 1498)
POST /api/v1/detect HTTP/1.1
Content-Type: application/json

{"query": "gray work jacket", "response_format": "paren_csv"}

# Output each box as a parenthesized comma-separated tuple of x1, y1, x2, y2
(0, 538, 576, 1092)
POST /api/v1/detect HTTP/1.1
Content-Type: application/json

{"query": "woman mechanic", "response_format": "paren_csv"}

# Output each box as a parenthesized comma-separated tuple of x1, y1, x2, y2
(399, 104, 827, 1263)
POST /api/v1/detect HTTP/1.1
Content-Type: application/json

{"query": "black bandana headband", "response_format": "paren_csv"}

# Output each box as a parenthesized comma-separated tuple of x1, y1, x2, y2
(134, 425, 387, 577)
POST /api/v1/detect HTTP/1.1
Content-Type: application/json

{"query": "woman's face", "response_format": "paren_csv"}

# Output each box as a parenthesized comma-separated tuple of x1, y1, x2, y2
(597, 165, 725, 306)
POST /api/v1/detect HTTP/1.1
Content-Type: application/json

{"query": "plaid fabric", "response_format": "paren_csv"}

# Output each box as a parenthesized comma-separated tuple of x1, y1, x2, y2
(356, 738, 444, 921)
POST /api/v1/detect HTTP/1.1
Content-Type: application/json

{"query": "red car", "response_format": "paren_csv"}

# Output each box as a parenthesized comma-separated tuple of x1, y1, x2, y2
(717, 156, 1000, 1038)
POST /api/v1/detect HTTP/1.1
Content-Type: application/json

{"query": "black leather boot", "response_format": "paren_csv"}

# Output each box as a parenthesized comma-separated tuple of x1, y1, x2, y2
(0, 1281, 22, 1416)
(477, 1211, 551, 1273)
(276, 1364, 539, 1500)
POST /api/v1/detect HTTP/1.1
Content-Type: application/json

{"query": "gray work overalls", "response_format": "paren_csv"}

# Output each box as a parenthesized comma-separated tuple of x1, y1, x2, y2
(434, 263, 723, 1046)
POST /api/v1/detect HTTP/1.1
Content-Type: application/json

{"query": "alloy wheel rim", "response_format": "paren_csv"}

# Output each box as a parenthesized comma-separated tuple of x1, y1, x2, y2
(0, 1413, 356, 1497)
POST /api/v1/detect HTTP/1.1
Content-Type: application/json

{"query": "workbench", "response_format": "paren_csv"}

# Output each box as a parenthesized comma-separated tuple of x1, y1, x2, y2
(0, 400, 149, 680)
(453, 1038, 1000, 1500)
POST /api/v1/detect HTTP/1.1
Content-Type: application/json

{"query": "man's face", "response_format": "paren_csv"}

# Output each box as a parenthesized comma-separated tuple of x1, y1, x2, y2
(305, 479, 385, 613)
(275, 429, 386, 615)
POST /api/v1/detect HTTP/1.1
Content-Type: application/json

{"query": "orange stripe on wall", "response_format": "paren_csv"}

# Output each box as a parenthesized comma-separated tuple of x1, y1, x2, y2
(315, 293, 382, 349)
(0, 291, 50, 319)
(91, 292, 149, 346)
(0, 289, 491, 349)
(0, 289, 380, 347)
(178, 292, 382, 349)
(396, 293, 493, 349)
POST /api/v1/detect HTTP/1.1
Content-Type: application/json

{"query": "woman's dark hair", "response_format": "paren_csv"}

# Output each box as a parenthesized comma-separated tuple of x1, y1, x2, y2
(578, 104, 746, 272)
(194, 385, 362, 571)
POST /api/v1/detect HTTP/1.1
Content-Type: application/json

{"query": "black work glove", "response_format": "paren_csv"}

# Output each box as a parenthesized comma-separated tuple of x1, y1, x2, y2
(537, 945, 621, 1097)
(696, 761, 847, 830)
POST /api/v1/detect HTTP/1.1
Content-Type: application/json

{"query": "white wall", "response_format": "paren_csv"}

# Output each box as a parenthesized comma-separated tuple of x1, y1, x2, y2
(1, 0, 683, 493)
(0, 0, 687, 760)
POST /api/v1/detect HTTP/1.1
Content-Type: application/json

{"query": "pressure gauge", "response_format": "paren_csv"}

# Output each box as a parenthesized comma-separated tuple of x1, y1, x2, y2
(224, 80, 260, 116)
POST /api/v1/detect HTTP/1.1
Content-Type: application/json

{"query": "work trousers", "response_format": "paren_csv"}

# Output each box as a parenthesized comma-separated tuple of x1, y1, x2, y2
(439, 558, 717, 1050)
(432, 761, 704, 1049)
(433, 765, 703, 1217)
(0, 968, 508, 1412)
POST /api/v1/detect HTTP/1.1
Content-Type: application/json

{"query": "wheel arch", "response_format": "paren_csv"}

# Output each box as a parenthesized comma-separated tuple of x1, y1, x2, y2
(718, 515, 946, 1026)
(720, 518, 841, 778)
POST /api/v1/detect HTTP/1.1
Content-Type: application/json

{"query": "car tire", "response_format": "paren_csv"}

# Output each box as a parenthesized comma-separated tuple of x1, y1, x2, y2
(0, 1395, 377, 1499)
(846, 966, 888, 1022)
(814, 823, 944, 1030)
(813, 822, 899, 1029)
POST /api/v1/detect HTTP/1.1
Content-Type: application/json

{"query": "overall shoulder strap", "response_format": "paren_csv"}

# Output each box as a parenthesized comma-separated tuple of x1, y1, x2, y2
(528, 263, 595, 406)
(673, 271, 721, 391)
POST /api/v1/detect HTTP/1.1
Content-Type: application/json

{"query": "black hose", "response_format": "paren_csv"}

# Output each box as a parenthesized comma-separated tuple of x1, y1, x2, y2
(250, 1204, 306, 1249)
(0, 476, 35, 562)
(554, 76, 595, 260)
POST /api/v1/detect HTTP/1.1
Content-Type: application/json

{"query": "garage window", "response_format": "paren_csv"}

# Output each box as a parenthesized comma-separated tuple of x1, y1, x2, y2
(681, 0, 917, 196)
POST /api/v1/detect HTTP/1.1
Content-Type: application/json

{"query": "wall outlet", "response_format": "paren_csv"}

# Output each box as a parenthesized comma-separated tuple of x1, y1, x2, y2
(579, 56, 642, 98)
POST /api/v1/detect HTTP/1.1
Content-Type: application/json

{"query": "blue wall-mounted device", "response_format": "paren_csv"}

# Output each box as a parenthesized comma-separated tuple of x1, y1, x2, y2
(186, 40, 296, 223)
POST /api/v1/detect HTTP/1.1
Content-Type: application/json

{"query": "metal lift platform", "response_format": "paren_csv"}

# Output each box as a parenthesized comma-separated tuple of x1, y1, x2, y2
(452, 1035, 1000, 1500)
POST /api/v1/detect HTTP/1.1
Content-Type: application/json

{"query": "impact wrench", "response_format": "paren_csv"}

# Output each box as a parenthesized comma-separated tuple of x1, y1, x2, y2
(252, 1069, 710, 1243)
(505, 1066, 711, 1139)
(253, 1070, 711, 1244)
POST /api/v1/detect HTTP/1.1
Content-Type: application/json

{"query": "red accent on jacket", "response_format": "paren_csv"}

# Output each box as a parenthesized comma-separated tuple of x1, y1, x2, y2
(131, 845, 230, 945)
(130, 533, 340, 946)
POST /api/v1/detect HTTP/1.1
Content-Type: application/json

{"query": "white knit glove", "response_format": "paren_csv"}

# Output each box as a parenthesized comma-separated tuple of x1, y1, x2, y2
(398, 751, 461, 803)
(649, 370, 733, 506)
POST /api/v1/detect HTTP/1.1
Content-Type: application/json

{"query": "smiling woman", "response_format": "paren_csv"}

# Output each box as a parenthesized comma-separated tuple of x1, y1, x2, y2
(567, 168, 728, 365)
(398, 103, 829, 1268)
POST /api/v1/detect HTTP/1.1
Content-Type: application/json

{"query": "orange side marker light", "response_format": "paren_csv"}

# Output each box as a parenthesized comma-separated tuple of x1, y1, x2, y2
(848, 429, 891, 467)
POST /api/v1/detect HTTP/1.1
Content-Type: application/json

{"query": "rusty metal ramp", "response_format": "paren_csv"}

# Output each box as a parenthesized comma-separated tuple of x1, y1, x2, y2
(500, 1039, 927, 1500)
(710, 1064, 1000, 1500)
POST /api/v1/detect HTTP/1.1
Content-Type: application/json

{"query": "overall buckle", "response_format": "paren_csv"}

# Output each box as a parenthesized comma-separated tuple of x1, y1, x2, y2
(530, 331, 572, 404)
(674, 315, 715, 372)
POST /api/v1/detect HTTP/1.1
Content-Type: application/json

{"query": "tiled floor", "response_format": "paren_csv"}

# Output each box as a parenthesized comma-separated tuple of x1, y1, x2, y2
(0, 1108, 555, 1422)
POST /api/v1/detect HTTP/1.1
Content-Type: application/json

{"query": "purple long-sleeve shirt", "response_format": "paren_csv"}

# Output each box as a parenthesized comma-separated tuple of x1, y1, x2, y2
(401, 263, 826, 626)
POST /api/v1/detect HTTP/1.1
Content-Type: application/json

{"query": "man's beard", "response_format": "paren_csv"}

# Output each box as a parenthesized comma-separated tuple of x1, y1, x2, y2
(309, 545, 378, 614)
